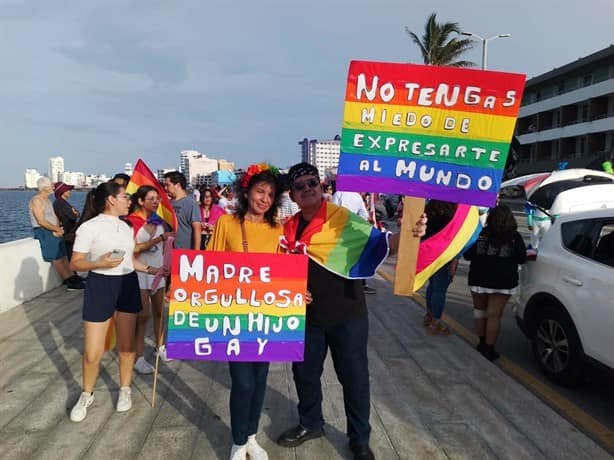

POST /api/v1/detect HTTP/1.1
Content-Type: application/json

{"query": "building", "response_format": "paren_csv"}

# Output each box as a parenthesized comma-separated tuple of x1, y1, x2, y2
(84, 174, 111, 187)
(515, 45, 614, 175)
(157, 168, 177, 183)
(179, 150, 200, 175)
(49, 156, 65, 183)
(24, 169, 42, 189)
(298, 135, 341, 180)
(61, 171, 86, 187)
(124, 163, 133, 176)
(218, 159, 235, 171)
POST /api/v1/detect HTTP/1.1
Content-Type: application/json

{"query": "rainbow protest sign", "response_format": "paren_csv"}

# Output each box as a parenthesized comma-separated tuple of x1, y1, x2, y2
(166, 250, 308, 362)
(336, 61, 526, 207)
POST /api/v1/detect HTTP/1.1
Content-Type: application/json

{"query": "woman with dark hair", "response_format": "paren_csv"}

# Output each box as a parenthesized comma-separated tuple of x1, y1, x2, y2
(126, 185, 175, 374)
(68, 182, 164, 422)
(423, 199, 458, 335)
(199, 186, 225, 249)
(207, 164, 282, 460)
(464, 204, 527, 361)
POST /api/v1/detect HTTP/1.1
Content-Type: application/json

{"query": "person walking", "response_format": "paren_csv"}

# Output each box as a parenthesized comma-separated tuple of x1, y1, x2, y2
(126, 185, 175, 374)
(29, 177, 84, 290)
(423, 200, 458, 335)
(207, 164, 283, 460)
(163, 171, 201, 250)
(198, 186, 225, 249)
(464, 204, 527, 361)
(68, 181, 163, 422)
(52, 181, 80, 260)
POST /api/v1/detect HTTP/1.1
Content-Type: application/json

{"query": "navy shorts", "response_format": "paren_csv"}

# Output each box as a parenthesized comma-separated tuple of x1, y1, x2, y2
(83, 271, 142, 322)
(33, 227, 67, 262)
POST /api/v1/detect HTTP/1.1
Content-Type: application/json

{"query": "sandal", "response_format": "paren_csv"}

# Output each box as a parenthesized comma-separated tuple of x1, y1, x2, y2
(427, 321, 452, 335)
(423, 312, 433, 327)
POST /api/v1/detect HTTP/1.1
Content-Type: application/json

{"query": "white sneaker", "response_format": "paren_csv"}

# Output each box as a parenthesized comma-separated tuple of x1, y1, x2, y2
(116, 386, 132, 412)
(70, 392, 94, 422)
(246, 435, 268, 460)
(134, 356, 155, 374)
(229, 444, 247, 460)
(155, 345, 174, 362)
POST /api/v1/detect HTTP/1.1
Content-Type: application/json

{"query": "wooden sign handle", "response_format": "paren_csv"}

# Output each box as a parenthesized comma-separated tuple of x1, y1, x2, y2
(393, 196, 425, 296)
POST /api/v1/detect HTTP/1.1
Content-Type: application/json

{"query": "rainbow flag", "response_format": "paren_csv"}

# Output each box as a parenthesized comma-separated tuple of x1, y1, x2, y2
(282, 200, 389, 279)
(336, 61, 526, 208)
(166, 250, 308, 362)
(413, 204, 481, 291)
(126, 159, 177, 231)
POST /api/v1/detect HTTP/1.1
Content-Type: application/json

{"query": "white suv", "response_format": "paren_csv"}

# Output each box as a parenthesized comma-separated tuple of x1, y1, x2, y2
(516, 208, 614, 385)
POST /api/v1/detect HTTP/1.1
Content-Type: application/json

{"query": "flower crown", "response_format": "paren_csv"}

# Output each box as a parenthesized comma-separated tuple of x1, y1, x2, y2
(240, 163, 279, 189)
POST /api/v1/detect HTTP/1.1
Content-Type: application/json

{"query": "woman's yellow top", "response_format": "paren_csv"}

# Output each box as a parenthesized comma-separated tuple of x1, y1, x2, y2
(206, 214, 282, 254)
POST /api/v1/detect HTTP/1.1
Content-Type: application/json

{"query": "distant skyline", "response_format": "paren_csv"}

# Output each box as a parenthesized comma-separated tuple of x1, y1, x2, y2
(1, 0, 613, 186)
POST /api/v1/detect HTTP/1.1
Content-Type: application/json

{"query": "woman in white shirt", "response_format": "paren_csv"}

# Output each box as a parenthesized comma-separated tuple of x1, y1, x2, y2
(69, 181, 163, 423)
(126, 185, 175, 374)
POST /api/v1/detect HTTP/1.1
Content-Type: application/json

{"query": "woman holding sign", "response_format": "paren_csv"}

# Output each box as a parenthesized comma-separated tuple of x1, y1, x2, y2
(207, 163, 283, 460)
(68, 182, 164, 423)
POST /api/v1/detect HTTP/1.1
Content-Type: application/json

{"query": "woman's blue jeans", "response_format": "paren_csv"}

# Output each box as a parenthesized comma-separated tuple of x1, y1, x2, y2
(425, 264, 452, 319)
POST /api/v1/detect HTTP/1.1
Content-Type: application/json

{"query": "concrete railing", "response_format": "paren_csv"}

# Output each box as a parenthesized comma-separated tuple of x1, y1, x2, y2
(0, 238, 63, 314)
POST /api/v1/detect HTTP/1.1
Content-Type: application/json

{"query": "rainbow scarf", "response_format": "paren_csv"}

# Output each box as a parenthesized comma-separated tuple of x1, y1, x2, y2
(126, 159, 178, 231)
(124, 212, 166, 237)
(414, 204, 481, 291)
(282, 200, 389, 279)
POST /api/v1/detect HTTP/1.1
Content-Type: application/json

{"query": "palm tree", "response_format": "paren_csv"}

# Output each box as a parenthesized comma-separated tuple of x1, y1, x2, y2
(405, 13, 475, 67)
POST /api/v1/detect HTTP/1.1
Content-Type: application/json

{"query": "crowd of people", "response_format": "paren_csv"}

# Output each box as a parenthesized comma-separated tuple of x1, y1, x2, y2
(27, 161, 527, 460)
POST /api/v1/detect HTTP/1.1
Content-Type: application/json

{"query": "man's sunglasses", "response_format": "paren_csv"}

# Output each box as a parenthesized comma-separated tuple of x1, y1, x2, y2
(293, 178, 320, 191)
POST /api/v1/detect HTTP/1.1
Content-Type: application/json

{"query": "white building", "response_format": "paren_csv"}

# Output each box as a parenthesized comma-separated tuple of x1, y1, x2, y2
(179, 150, 200, 175)
(61, 171, 86, 186)
(124, 163, 133, 176)
(157, 168, 177, 183)
(24, 169, 42, 189)
(85, 174, 110, 187)
(298, 136, 341, 180)
(49, 156, 65, 183)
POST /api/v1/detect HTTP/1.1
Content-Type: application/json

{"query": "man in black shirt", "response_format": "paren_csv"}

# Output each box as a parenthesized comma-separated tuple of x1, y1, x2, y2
(277, 163, 425, 460)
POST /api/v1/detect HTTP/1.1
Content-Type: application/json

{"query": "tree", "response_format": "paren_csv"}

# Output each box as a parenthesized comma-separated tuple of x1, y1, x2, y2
(405, 13, 475, 67)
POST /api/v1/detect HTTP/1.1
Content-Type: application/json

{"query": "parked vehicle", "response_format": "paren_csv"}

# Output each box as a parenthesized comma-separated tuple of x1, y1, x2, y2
(515, 208, 614, 385)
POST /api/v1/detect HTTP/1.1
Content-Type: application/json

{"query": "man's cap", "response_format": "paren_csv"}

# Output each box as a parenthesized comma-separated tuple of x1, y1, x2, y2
(288, 162, 320, 186)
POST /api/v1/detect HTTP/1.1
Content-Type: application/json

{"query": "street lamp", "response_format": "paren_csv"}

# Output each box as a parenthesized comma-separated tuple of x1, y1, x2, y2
(461, 32, 511, 70)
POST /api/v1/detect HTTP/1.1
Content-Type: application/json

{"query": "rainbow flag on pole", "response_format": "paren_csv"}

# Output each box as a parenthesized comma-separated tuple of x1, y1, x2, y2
(413, 204, 480, 291)
(126, 159, 177, 231)
(282, 200, 389, 279)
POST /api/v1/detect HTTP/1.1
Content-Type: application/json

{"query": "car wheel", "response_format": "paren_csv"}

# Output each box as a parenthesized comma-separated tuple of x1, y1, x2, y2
(532, 305, 584, 386)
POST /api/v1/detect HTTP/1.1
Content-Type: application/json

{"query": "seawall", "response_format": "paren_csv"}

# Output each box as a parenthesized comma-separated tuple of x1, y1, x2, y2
(0, 238, 63, 313)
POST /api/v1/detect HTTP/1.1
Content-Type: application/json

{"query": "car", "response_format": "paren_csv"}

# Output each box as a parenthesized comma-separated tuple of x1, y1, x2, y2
(515, 208, 614, 385)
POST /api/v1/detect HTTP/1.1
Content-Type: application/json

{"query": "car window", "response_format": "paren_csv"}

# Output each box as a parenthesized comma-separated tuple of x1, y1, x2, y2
(594, 224, 614, 268)
(561, 219, 598, 258)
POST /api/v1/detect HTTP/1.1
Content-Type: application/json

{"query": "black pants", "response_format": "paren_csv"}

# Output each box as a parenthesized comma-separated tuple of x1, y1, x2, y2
(229, 361, 270, 445)
(292, 315, 371, 446)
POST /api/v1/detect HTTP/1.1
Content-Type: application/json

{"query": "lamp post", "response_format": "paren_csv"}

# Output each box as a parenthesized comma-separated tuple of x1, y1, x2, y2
(461, 32, 511, 70)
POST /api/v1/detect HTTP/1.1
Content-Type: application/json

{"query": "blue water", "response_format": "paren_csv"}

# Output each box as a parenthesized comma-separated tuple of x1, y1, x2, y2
(0, 190, 88, 244)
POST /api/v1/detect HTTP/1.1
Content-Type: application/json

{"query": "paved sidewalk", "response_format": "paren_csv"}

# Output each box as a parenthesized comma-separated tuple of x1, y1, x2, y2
(0, 277, 611, 460)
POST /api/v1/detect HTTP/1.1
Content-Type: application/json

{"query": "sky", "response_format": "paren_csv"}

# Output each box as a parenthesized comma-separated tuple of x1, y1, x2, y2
(0, 0, 613, 186)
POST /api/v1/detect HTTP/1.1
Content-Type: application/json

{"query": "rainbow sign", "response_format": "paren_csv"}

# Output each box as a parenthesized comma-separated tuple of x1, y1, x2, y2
(166, 250, 308, 362)
(336, 61, 526, 207)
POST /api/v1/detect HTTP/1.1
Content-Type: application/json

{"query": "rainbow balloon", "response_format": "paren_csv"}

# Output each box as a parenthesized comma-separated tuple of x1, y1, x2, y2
(166, 250, 308, 362)
(336, 61, 526, 208)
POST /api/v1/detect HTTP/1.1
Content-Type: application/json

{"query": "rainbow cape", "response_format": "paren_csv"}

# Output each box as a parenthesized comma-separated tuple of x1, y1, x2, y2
(126, 159, 178, 231)
(282, 200, 389, 279)
(413, 204, 481, 291)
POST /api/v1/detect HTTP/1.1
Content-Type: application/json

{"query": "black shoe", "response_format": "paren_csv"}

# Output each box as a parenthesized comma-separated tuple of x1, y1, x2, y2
(277, 425, 324, 447)
(476, 343, 487, 354)
(350, 443, 375, 460)
(482, 345, 500, 361)
(65, 276, 85, 291)
(363, 285, 377, 295)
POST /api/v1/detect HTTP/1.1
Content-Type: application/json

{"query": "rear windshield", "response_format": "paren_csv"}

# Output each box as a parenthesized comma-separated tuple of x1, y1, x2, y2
(530, 176, 613, 209)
